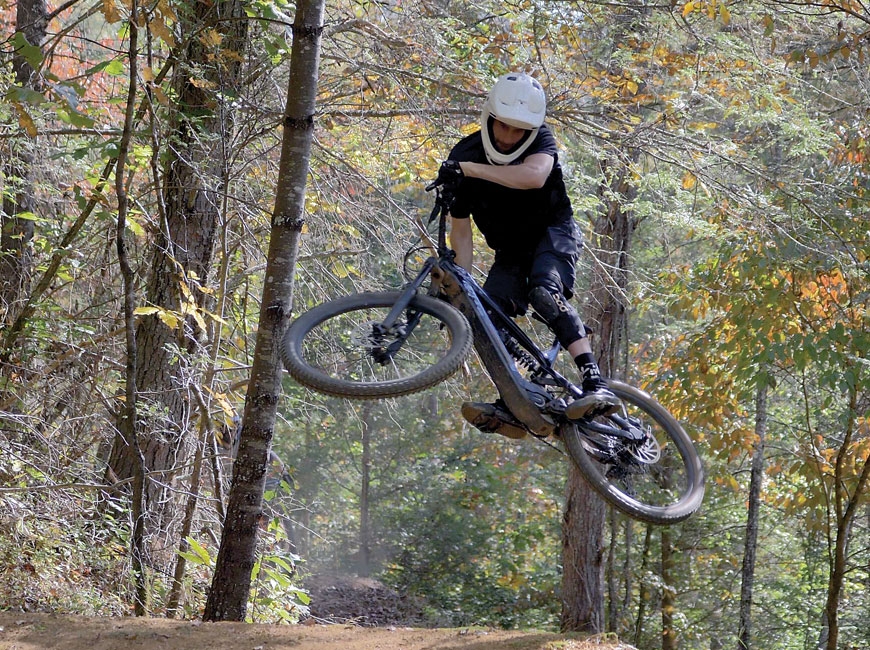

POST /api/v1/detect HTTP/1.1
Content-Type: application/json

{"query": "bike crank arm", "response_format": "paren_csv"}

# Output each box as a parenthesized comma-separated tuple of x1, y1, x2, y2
(578, 415, 647, 443)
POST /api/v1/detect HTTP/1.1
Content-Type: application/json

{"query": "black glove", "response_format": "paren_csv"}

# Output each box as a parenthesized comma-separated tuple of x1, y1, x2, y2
(436, 159, 464, 187)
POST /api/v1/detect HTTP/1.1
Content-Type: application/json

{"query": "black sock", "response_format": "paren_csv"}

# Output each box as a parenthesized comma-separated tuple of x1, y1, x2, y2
(573, 352, 604, 392)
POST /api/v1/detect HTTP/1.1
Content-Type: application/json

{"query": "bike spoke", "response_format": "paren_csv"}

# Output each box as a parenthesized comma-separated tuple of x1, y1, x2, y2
(563, 379, 704, 524)
(589, 411, 689, 509)
(299, 306, 456, 385)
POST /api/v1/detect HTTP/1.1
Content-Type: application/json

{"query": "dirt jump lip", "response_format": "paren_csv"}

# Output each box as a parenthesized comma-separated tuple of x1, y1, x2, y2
(0, 611, 636, 650)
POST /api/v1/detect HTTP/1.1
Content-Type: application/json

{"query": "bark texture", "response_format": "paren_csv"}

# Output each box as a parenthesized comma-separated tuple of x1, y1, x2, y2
(1, 0, 46, 331)
(203, 0, 326, 621)
(561, 160, 637, 633)
(738, 381, 768, 650)
(106, 0, 249, 554)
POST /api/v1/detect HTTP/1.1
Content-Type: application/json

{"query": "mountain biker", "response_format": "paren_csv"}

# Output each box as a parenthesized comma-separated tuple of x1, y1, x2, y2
(436, 72, 620, 439)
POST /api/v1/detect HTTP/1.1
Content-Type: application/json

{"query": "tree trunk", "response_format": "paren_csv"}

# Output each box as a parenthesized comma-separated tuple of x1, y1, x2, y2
(561, 475, 606, 632)
(606, 514, 633, 635)
(359, 403, 373, 577)
(166, 388, 213, 618)
(606, 510, 618, 632)
(561, 154, 637, 633)
(661, 527, 677, 650)
(106, 0, 249, 555)
(114, 0, 148, 615)
(738, 381, 768, 650)
(823, 384, 870, 650)
(1, 0, 46, 331)
(633, 525, 653, 647)
(559, 14, 647, 628)
(203, 0, 325, 621)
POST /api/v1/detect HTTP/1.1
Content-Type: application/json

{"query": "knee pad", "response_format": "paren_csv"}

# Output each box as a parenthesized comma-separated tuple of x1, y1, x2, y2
(528, 286, 586, 346)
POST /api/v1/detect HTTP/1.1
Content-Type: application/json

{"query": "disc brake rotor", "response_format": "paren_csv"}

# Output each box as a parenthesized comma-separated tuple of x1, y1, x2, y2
(626, 423, 661, 464)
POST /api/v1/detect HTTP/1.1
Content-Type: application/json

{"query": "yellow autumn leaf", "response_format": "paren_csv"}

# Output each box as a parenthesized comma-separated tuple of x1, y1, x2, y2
(682, 172, 698, 190)
(157, 310, 181, 329)
(190, 308, 207, 333)
(178, 279, 194, 302)
(331, 261, 350, 279)
(200, 29, 223, 49)
(682, 1, 695, 17)
(201, 308, 227, 324)
(16, 103, 38, 137)
(152, 86, 170, 106)
(720, 4, 731, 24)
(156, 0, 177, 22)
(190, 76, 217, 90)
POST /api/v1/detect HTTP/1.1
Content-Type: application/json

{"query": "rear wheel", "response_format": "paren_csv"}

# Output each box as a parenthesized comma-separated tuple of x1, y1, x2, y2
(281, 291, 472, 399)
(561, 380, 704, 525)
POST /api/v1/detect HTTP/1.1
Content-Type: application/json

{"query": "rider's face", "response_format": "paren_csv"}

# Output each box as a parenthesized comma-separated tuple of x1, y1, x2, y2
(492, 119, 530, 153)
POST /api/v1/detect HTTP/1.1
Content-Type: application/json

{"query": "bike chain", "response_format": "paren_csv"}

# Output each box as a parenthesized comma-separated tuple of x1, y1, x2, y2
(530, 429, 566, 456)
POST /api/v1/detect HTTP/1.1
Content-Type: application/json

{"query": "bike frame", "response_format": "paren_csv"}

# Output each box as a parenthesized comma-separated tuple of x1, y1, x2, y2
(430, 257, 573, 437)
(384, 184, 588, 438)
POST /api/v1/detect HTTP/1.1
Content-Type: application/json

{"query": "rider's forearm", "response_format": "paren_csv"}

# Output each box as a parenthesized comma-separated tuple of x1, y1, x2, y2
(459, 154, 553, 190)
(449, 226, 473, 271)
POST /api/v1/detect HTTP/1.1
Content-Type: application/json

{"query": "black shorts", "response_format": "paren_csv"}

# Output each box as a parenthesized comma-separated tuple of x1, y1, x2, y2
(482, 219, 580, 317)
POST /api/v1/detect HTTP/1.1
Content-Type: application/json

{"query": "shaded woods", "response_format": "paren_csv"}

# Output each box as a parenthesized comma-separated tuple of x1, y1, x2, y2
(1, 1, 869, 649)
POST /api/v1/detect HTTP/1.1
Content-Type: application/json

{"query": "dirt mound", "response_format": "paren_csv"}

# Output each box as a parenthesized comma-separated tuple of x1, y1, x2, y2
(303, 573, 429, 627)
(0, 611, 637, 650)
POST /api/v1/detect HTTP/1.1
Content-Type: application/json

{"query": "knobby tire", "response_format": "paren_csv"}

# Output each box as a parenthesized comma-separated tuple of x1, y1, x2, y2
(562, 380, 705, 525)
(282, 291, 472, 399)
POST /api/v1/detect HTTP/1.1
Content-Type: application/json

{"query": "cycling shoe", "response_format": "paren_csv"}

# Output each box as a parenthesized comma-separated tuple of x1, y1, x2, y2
(461, 400, 528, 440)
(564, 388, 620, 420)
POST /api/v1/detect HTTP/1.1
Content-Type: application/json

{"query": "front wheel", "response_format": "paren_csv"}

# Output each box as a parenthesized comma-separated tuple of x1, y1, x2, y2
(561, 380, 705, 525)
(282, 291, 472, 399)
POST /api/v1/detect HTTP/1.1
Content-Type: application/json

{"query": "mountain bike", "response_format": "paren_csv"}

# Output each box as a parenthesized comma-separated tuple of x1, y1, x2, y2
(281, 178, 705, 525)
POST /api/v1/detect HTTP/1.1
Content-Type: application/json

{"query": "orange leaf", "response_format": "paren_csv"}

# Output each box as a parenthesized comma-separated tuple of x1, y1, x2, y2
(103, 0, 121, 24)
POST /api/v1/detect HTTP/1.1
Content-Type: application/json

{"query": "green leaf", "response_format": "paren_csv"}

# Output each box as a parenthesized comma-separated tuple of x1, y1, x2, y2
(12, 32, 43, 70)
(85, 59, 126, 76)
(7, 85, 46, 106)
(185, 536, 212, 565)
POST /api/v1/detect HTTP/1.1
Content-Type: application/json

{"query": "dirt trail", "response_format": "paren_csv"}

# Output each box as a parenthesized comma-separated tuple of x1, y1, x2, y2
(0, 612, 635, 650)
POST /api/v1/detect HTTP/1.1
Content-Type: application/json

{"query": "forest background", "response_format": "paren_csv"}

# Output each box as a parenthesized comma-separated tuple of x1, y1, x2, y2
(1, 1, 868, 649)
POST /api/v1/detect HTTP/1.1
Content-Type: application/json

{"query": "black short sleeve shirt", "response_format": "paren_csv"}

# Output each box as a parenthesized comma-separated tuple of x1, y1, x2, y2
(447, 124, 574, 253)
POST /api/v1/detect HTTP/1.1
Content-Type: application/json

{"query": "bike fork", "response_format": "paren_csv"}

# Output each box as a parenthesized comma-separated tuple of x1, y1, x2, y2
(380, 257, 438, 328)
(373, 258, 439, 362)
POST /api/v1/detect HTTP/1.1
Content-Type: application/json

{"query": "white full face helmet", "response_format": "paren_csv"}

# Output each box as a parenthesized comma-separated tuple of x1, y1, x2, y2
(480, 72, 547, 165)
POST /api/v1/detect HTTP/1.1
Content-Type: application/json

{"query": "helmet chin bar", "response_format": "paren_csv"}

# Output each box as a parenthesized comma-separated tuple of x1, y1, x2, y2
(482, 114, 538, 165)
